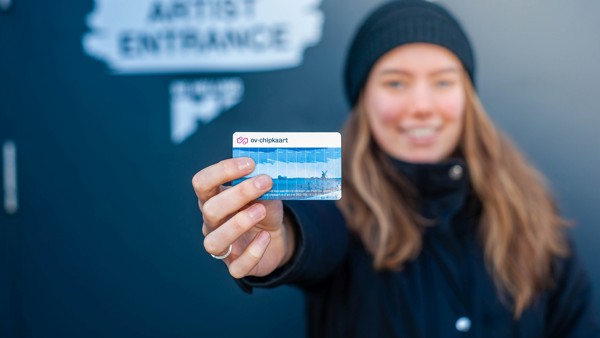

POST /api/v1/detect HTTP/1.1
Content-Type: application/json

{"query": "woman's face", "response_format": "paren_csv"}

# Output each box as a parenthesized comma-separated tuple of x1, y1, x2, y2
(363, 43, 466, 163)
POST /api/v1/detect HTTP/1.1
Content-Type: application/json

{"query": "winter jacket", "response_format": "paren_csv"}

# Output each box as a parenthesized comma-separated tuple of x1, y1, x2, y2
(238, 158, 600, 338)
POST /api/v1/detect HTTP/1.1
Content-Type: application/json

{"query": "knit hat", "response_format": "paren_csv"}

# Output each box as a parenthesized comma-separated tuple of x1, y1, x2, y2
(344, 0, 475, 107)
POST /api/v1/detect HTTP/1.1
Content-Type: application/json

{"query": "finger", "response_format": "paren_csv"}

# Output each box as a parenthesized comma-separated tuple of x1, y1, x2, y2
(192, 157, 254, 203)
(202, 175, 272, 227)
(227, 231, 271, 279)
(203, 203, 266, 256)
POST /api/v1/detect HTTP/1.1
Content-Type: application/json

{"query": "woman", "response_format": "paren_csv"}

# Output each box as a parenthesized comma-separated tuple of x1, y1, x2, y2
(193, 1, 599, 336)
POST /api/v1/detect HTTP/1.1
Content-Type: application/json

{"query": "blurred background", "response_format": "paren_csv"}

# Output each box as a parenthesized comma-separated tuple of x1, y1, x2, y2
(1, 0, 599, 337)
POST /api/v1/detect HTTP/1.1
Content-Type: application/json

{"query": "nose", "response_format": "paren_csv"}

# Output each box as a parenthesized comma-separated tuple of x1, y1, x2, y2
(408, 82, 434, 118)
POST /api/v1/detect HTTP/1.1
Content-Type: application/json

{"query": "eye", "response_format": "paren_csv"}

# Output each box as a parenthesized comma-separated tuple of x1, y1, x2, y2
(436, 79, 455, 88)
(384, 80, 406, 89)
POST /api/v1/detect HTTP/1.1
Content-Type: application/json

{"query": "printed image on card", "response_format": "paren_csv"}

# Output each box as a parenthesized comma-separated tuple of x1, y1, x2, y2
(232, 132, 341, 200)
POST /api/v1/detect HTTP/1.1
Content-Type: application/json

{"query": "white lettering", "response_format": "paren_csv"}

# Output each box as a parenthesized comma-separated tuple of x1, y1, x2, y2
(83, 0, 324, 73)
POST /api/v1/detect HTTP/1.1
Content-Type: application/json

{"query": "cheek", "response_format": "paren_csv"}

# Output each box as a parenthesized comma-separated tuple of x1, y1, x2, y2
(367, 102, 404, 145)
(366, 94, 407, 125)
(377, 103, 403, 123)
(439, 92, 465, 123)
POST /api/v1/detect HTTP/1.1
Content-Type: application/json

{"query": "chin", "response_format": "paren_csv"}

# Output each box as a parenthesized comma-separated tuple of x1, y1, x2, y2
(393, 153, 444, 164)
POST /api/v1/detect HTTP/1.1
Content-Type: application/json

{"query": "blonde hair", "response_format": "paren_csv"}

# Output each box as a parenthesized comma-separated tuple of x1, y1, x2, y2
(337, 73, 570, 318)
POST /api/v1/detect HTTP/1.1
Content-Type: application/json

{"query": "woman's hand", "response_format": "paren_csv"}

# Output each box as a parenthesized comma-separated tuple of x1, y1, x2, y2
(192, 157, 295, 279)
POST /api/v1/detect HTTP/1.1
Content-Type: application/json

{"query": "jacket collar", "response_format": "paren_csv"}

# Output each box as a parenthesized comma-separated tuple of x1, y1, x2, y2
(387, 157, 478, 234)
(387, 156, 469, 200)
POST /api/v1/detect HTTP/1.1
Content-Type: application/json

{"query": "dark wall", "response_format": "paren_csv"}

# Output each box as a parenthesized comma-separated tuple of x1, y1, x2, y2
(1, 0, 598, 337)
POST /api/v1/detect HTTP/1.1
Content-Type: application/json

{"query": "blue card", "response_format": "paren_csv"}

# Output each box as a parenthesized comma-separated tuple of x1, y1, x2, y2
(232, 132, 342, 200)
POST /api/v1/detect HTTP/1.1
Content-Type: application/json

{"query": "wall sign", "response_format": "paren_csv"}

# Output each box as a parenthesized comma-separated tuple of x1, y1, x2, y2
(83, 0, 324, 143)
(170, 78, 243, 143)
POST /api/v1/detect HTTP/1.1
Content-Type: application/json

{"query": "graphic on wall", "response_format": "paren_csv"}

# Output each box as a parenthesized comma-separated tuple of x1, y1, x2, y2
(82, 0, 324, 143)
(170, 78, 243, 143)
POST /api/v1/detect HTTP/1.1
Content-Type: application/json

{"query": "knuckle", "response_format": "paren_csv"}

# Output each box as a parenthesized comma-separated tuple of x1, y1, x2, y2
(230, 216, 245, 233)
(192, 171, 210, 193)
(247, 245, 263, 260)
(238, 180, 257, 200)
(191, 172, 200, 188)
(228, 264, 245, 279)
(203, 237, 218, 254)
(219, 159, 237, 178)
(232, 213, 252, 233)
(201, 200, 219, 223)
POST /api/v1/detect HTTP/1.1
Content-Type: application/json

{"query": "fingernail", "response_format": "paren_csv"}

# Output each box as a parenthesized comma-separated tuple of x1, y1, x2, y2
(237, 158, 251, 172)
(254, 175, 270, 190)
(247, 204, 265, 221)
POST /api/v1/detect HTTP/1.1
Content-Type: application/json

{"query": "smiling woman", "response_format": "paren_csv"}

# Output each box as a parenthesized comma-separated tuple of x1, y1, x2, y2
(193, 0, 600, 337)
(339, 37, 573, 318)
(362, 43, 466, 163)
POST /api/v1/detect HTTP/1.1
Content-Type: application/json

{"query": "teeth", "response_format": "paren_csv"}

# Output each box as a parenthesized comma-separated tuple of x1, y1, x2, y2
(406, 127, 436, 138)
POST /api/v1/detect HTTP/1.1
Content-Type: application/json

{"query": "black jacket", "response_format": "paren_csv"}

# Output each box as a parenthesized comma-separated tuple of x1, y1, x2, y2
(238, 159, 600, 337)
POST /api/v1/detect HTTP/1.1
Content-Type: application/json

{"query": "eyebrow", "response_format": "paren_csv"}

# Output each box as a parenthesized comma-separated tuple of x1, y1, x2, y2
(377, 67, 459, 77)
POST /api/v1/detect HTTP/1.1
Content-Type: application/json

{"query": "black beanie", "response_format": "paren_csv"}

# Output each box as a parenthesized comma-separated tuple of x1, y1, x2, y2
(344, 0, 475, 107)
